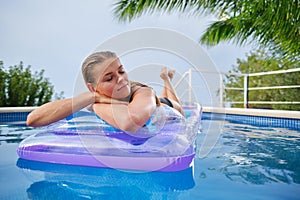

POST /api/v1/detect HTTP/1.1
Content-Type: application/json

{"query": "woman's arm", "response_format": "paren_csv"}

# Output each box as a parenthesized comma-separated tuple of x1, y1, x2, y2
(26, 91, 95, 127)
(93, 87, 157, 133)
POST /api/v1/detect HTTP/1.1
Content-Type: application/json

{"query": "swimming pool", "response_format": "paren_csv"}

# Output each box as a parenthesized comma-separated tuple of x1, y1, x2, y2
(0, 112, 299, 199)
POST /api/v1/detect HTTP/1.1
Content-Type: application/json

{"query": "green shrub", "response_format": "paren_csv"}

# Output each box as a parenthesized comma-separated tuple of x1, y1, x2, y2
(0, 61, 63, 106)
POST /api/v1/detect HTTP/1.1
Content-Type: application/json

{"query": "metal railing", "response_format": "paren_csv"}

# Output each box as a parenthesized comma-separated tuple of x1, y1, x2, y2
(175, 68, 300, 108)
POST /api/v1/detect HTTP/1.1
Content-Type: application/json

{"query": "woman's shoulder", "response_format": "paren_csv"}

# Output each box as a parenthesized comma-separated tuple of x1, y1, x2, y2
(130, 81, 160, 105)
(130, 81, 149, 94)
(130, 81, 148, 88)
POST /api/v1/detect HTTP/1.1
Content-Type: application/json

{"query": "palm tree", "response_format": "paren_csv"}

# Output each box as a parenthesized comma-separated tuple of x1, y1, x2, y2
(113, 0, 299, 61)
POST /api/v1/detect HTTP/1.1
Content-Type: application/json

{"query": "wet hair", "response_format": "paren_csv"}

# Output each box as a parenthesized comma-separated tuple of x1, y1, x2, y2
(81, 51, 117, 85)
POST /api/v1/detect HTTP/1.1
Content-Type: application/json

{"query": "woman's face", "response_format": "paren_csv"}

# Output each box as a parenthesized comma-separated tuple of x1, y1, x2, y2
(92, 58, 131, 99)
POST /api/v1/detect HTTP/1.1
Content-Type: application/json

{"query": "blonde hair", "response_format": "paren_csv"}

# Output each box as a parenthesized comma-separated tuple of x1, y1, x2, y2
(81, 51, 117, 84)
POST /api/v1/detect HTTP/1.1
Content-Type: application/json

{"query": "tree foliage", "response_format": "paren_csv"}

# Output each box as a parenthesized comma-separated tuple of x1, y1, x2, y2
(224, 50, 300, 110)
(0, 61, 64, 107)
(113, 0, 299, 61)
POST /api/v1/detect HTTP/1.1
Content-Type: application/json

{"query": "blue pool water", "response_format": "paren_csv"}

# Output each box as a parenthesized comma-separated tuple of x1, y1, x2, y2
(0, 117, 299, 199)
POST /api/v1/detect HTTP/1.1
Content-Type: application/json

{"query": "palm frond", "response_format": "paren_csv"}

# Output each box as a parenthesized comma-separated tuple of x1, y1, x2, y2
(113, 0, 300, 60)
(113, 0, 207, 22)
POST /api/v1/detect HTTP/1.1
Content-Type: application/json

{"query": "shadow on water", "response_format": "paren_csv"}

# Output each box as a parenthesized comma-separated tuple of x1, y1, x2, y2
(17, 159, 195, 199)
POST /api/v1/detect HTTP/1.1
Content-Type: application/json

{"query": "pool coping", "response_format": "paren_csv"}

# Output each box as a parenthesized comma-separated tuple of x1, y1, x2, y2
(0, 107, 38, 113)
(203, 107, 300, 120)
(0, 106, 299, 129)
(0, 106, 299, 119)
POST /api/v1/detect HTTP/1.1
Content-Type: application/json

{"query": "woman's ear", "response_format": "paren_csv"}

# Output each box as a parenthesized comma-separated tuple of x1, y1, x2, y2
(87, 83, 96, 93)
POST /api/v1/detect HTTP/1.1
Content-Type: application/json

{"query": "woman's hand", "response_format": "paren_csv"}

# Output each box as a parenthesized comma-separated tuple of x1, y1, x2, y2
(94, 92, 108, 104)
(94, 92, 128, 105)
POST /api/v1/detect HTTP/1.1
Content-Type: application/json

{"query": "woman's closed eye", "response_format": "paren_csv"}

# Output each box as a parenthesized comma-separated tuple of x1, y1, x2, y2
(103, 67, 126, 82)
(104, 75, 113, 82)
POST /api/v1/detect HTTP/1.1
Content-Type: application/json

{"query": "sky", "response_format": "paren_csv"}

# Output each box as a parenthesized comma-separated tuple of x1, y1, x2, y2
(0, 0, 255, 101)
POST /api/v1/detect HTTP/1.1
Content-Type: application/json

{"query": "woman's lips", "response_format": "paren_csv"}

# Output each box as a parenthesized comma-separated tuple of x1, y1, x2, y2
(117, 83, 129, 91)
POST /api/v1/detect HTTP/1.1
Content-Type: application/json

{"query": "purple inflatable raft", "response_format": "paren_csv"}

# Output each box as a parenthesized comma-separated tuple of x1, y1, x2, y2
(17, 103, 201, 172)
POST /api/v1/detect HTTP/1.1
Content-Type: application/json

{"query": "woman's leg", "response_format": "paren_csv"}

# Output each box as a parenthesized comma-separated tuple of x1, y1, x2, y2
(159, 67, 184, 115)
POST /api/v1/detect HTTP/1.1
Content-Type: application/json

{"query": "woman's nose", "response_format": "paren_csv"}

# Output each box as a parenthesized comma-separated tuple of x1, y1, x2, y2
(117, 75, 124, 83)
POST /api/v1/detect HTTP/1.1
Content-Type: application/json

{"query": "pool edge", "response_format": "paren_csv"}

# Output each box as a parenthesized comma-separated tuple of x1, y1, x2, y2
(203, 107, 300, 119)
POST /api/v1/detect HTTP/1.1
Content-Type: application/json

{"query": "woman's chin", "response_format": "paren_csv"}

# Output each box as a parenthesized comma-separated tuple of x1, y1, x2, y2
(115, 88, 131, 99)
(113, 92, 131, 101)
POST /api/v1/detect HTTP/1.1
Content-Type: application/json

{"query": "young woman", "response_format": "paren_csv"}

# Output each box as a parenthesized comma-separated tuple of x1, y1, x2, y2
(27, 51, 184, 132)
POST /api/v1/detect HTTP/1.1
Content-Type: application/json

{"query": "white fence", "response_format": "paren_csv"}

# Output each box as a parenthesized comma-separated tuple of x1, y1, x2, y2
(175, 68, 300, 108)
